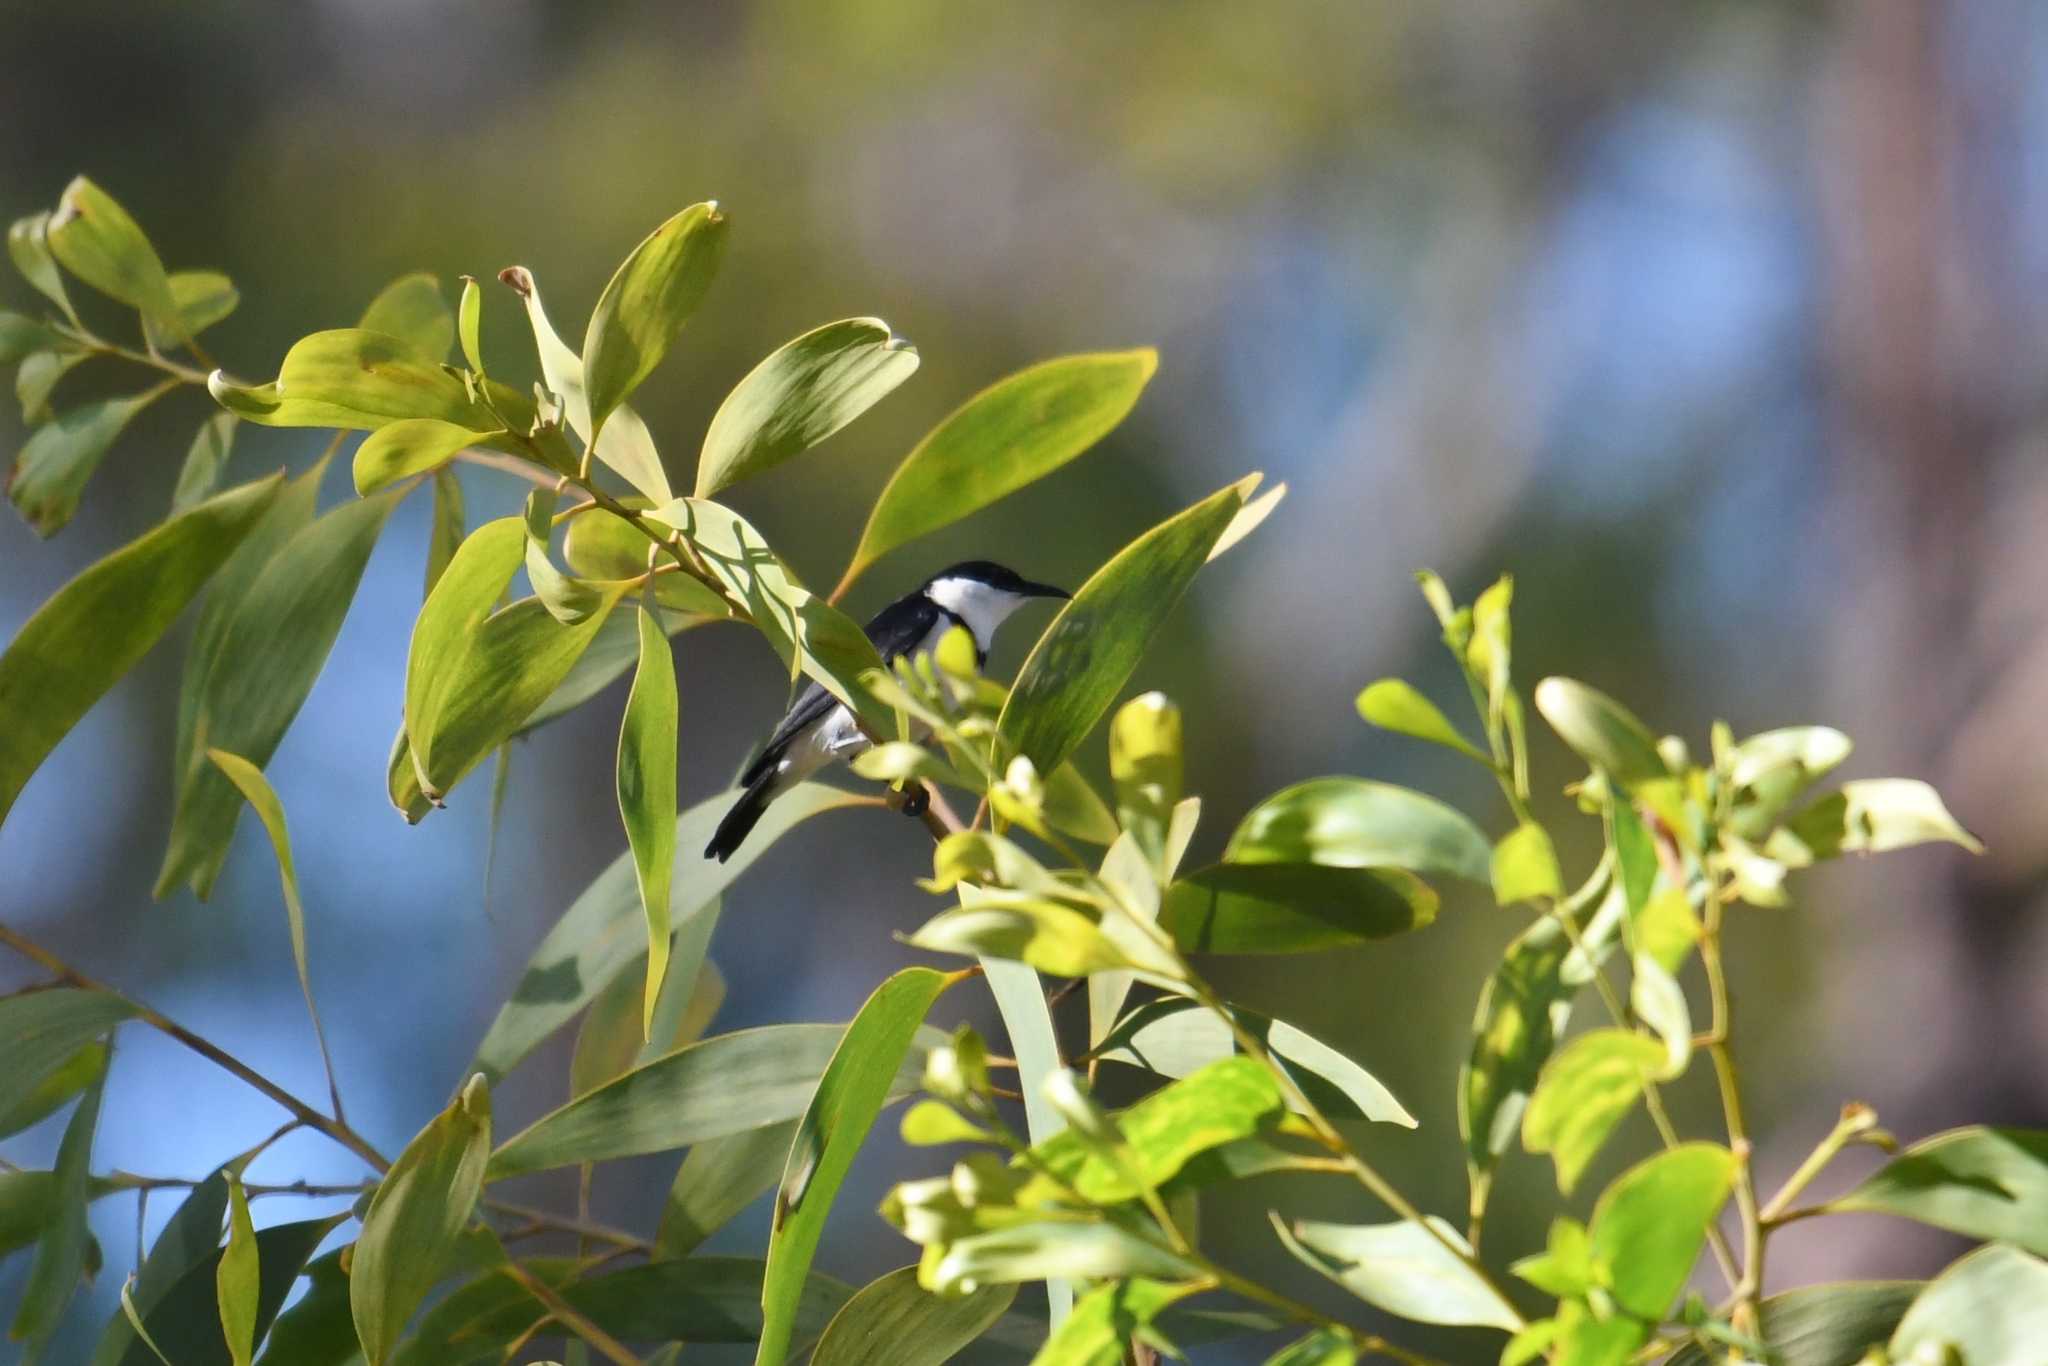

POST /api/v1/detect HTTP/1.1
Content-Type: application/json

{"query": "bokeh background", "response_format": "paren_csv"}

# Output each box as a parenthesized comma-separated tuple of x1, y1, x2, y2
(3, 2, 2042, 1361)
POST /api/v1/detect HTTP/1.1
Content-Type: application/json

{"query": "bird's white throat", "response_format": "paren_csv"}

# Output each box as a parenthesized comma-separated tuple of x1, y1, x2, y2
(924, 576, 1030, 646)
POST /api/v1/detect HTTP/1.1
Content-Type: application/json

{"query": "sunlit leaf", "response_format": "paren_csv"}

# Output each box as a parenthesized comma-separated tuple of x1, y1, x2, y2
(351, 1076, 492, 1364)
(156, 491, 400, 897)
(999, 475, 1248, 773)
(1783, 778, 1984, 859)
(1491, 822, 1561, 906)
(215, 1180, 259, 1366)
(1589, 1143, 1736, 1320)
(144, 270, 240, 354)
(1159, 862, 1437, 954)
(1110, 691, 1182, 871)
(358, 272, 455, 362)
(1890, 1245, 2048, 1362)
(0, 471, 281, 829)
(908, 896, 1141, 978)
(807, 1266, 1012, 1366)
(697, 317, 919, 497)
(1355, 679, 1488, 762)
(1522, 1028, 1665, 1194)
(171, 412, 238, 516)
(1533, 677, 1668, 788)
(838, 349, 1156, 593)
(1725, 725, 1852, 839)
(759, 968, 959, 1365)
(583, 201, 728, 442)
(1225, 777, 1490, 885)
(932, 1225, 1199, 1294)
(618, 605, 679, 1036)
(47, 176, 178, 336)
(352, 418, 493, 495)
(9, 381, 175, 535)
(978, 952, 1074, 1328)
(1027, 1279, 1199, 1366)
(1272, 1213, 1519, 1330)
(210, 329, 499, 433)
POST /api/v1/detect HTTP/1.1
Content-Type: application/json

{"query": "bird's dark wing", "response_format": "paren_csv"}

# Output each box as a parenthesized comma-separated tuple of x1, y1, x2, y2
(738, 594, 945, 785)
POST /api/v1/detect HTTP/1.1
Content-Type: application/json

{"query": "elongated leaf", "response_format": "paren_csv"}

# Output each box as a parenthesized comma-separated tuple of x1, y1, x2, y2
(10, 381, 175, 535)
(216, 1180, 258, 1366)
(0, 1170, 58, 1261)
(157, 491, 400, 896)
(909, 897, 1138, 977)
(1356, 679, 1488, 762)
(210, 329, 497, 432)
(1224, 777, 1490, 884)
(91, 1171, 230, 1366)
(0, 468, 277, 825)
(9, 212, 77, 322)
(838, 350, 1157, 593)
(1533, 677, 1668, 788)
(144, 270, 240, 354)
(1590, 1143, 1736, 1320)
(583, 202, 727, 442)
(1784, 778, 1983, 859)
(252, 1249, 352, 1366)
(697, 317, 918, 496)
(809, 1266, 1013, 1366)
(47, 176, 178, 334)
(1890, 1244, 2048, 1362)
(659, 1119, 800, 1257)
(1272, 1214, 1519, 1330)
(1093, 996, 1414, 1126)
(0, 990, 137, 1125)
(1028, 1278, 1197, 1366)
(1663, 1282, 1918, 1366)
(1726, 726, 1852, 839)
(1159, 862, 1437, 954)
(358, 273, 454, 362)
(489, 1022, 933, 1178)
(0, 1040, 108, 1140)
(172, 412, 238, 516)
(352, 1076, 492, 1364)
(979, 952, 1073, 1328)
(207, 752, 344, 1114)
(1831, 1126, 2048, 1255)
(617, 605, 679, 1036)
(425, 466, 464, 598)
(471, 783, 862, 1083)
(0, 311, 65, 364)
(646, 496, 891, 731)
(1522, 1028, 1665, 1194)
(571, 949, 720, 1098)
(12, 1079, 102, 1350)
(353, 418, 491, 495)
(934, 1225, 1199, 1295)
(16, 349, 88, 424)
(117, 1215, 342, 1366)
(999, 476, 1249, 772)
(1491, 822, 1561, 906)
(759, 968, 959, 1365)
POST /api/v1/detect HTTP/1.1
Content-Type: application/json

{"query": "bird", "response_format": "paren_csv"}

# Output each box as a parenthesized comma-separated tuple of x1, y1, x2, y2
(704, 560, 1070, 862)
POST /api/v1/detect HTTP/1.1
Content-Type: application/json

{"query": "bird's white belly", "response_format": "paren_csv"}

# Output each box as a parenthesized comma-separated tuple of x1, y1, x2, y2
(774, 617, 958, 784)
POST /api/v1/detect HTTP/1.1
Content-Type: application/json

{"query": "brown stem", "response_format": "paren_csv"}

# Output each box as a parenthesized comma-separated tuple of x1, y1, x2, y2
(497, 1258, 643, 1366)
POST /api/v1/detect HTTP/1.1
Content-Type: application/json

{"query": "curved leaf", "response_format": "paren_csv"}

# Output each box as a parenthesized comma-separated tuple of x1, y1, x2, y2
(357, 273, 453, 362)
(1533, 677, 1668, 788)
(210, 329, 497, 432)
(698, 317, 919, 497)
(1784, 778, 1984, 859)
(1589, 1143, 1736, 1321)
(979, 953, 1074, 1329)
(1000, 475, 1249, 772)
(47, 177, 177, 334)
(1225, 777, 1491, 884)
(10, 381, 176, 535)
(1890, 1244, 2048, 1363)
(216, 1180, 258, 1366)
(582, 202, 728, 442)
(172, 412, 238, 516)
(1272, 1214, 1519, 1330)
(91, 1171, 230, 1366)
(8, 212, 78, 322)
(758, 967, 959, 1365)
(10, 1079, 102, 1350)
(1663, 1282, 1918, 1366)
(0, 472, 282, 828)
(618, 604, 679, 1036)
(1832, 1126, 2048, 1255)
(809, 1266, 1014, 1366)
(1159, 862, 1437, 954)
(1028, 1279, 1199, 1366)
(659, 1119, 800, 1257)
(1522, 1027, 1666, 1194)
(144, 270, 240, 354)
(838, 349, 1156, 593)
(352, 419, 492, 495)
(1356, 678, 1488, 762)
(116, 1215, 343, 1366)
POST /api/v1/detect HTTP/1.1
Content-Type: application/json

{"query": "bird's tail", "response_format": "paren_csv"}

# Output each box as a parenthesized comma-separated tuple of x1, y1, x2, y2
(705, 772, 776, 863)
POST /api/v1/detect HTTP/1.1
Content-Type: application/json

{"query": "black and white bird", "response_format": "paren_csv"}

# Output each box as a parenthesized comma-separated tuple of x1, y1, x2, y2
(704, 560, 1070, 861)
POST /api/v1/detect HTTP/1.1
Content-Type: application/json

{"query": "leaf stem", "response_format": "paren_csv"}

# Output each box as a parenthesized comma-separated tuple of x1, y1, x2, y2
(1757, 1102, 1879, 1227)
(1699, 884, 1763, 1331)
(496, 1258, 644, 1366)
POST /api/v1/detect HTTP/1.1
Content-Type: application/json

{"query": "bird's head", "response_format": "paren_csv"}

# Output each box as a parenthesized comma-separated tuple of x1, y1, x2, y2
(921, 560, 1070, 643)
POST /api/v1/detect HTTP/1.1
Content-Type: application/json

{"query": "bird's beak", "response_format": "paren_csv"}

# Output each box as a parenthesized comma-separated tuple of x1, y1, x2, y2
(1022, 579, 1071, 601)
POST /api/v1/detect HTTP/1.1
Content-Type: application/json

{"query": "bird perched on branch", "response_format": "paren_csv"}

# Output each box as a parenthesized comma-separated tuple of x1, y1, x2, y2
(704, 561, 1070, 861)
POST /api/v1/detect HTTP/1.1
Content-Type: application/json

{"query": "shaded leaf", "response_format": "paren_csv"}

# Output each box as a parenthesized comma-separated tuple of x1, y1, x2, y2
(617, 605, 679, 1036)
(9, 381, 175, 535)
(0, 990, 138, 1125)
(1159, 862, 1438, 955)
(758, 968, 958, 1365)
(11, 1079, 102, 1350)
(47, 176, 177, 334)
(582, 202, 727, 442)
(0, 1040, 108, 1141)
(145, 271, 240, 354)
(0, 1170, 59, 1263)
(1890, 1245, 2048, 1363)
(999, 476, 1249, 773)
(16, 349, 89, 424)
(116, 1216, 343, 1366)
(171, 412, 237, 516)
(658, 1119, 800, 1258)
(810, 1266, 1013, 1366)
(8, 213, 77, 322)
(1663, 1282, 1918, 1366)
(0, 311, 65, 365)
(1833, 1126, 2048, 1256)
(1522, 1028, 1666, 1194)
(357, 273, 453, 362)
(1533, 677, 1668, 788)
(838, 349, 1157, 593)
(425, 466, 464, 599)
(1272, 1213, 1519, 1330)
(91, 1171, 230, 1366)
(252, 1249, 353, 1366)
(698, 317, 919, 497)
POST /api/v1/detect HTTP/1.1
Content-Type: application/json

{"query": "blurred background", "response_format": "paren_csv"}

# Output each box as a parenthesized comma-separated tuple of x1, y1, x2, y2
(2, 1, 2041, 1360)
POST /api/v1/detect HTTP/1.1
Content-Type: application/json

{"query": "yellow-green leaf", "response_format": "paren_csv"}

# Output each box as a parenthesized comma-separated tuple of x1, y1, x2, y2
(1522, 1027, 1665, 1193)
(583, 202, 728, 443)
(47, 176, 177, 335)
(1491, 822, 1561, 906)
(619, 605, 680, 1038)
(145, 270, 240, 353)
(8, 212, 77, 323)
(1355, 678, 1488, 762)
(1533, 677, 1669, 789)
(808, 1265, 1013, 1366)
(210, 329, 497, 432)
(216, 1178, 259, 1366)
(171, 412, 238, 516)
(9, 381, 176, 535)
(357, 272, 454, 362)
(352, 418, 493, 495)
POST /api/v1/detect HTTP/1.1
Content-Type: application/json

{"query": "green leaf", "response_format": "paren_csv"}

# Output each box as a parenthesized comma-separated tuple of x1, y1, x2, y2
(0, 1170, 59, 1262)
(582, 202, 728, 442)
(456, 276, 483, 373)
(1159, 862, 1438, 954)
(1491, 822, 1562, 906)
(979, 955, 1074, 1327)
(1466, 575, 1514, 723)
(908, 897, 1140, 977)
(1224, 777, 1491, 884)
(252, 1249, 353, 1366)
(171, 412, 238, 516)
(1784, 778, 1984, 858)
(0, 1040, 108, 1140)
(91, 1171, 230, 1366)
(9, 213, 78, 323)
(1109, 691, 1182, 869)
(932, 1225, 1200, 1294)
(758, 968, 959, 1365)
(216, 1180, 259, 1366)
(0, 310, 68, 365)
(144, 270, 240, 354)
(1725, 726, 1852, 838)
(837, 349, 1157, 592)
(1589, 1142, 1736, 1320)
(1271, 1213, 1519, 1330)
(0, 990, 137, 1129)
(209, 329, 498, 432)
(352, 418, 492, 495)
(10, 381, 175, 535)
(489, 1022, 932, 1178)
(1028, 1279, 1198, 1366)
(1355, 679, 1488, 762)
(205, 751, 344, 1115)
(358, 272, 454, 362)
(1094, 996, 1413, 1126)
(1832, 1126, 2048, 1255)
(16, 349, 89, 424)
(156, 491, 400, 897)
(1629, 952, 1692, 1076)
(1533, 677, 1669, 789)
(1662, 1282, 1919, 1366)
(11, 1079, 102, 1350)
(351, 1076, 492, 1365)
(471, 783, 862, 1083)
(1522, 1028, 1666, 1194)
(425, 466, 465, 599)
(698, 317, 919, 497)
(808, 1266, 1012, 1366)
(1262, 1330, 1358, 1366)
(658, 1119, 800, 1257)
(999, 475, 1248, 773)
(1509, 1217, 1596, 1298)
(46, 176, 178, 335)
(617, 605, 680, 1037)
(1459, 870, 1625, 1204)
(1045, 762, 1121, 846)
(116, 1215, 343, 1366)
(1890, 1244, 2048, 1363)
